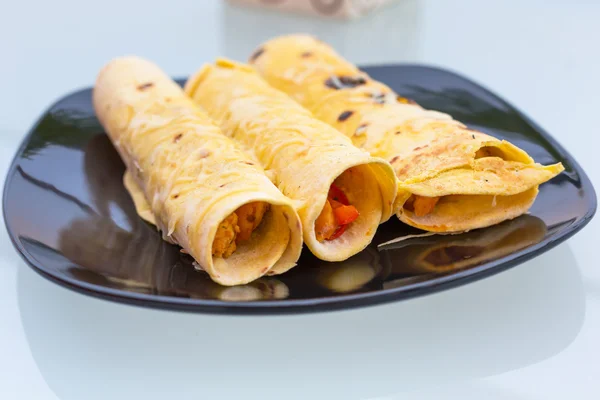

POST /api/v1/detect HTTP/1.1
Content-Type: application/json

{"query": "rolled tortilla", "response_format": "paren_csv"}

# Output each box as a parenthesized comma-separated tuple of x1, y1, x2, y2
(93, 56, 303, 286)
(184, 59, 397, 262)
(249, 34, 564, 232)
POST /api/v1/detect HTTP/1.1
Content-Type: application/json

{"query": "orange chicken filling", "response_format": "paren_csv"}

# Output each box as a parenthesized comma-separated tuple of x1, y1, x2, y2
(315, 184, 360, 242)
(212, 202, 270, 258)
(402, 146, 505, 218)
(404, 195, 440, 217)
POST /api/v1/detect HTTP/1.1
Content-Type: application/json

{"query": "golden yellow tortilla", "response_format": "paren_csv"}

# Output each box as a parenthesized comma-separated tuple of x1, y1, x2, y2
(184, 58, 398, 261)
(93, 56, 303, 286)
(249, 34, 564, 232)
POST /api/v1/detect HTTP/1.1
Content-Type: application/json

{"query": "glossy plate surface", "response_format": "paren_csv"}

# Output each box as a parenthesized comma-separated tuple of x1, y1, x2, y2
(3, 65, 596, 314)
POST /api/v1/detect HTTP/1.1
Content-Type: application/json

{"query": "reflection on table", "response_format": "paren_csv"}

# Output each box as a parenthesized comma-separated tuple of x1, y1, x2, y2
(17, 242, 584, 400)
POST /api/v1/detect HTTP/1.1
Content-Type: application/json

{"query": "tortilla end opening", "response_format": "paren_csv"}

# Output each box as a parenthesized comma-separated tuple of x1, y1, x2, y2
(211, 203, 291, 286)
(475, 146, 507, 160)
(309, 165, 386, 261)
(314, 165, 379, 244)
(399, 188, 538, 233)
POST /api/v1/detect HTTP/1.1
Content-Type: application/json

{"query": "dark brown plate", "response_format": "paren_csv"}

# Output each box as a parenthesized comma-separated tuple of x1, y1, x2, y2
(3, 65, 596, 314)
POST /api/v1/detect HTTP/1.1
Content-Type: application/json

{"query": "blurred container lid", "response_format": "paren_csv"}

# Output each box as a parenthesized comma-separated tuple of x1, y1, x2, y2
(226, 0, 401, 20)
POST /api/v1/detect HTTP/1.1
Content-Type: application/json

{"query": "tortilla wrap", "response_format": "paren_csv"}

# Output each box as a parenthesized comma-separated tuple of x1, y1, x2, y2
(184, 58, 397, 262)
(93, 56, 302, 286)
(249, 34, 564, 232)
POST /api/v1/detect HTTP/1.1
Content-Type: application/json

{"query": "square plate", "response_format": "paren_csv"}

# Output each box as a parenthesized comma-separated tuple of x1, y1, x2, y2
(3, 65, 596, 314)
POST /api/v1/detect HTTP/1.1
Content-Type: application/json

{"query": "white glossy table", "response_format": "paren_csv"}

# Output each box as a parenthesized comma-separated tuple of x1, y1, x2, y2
(1, 1, 599, 399)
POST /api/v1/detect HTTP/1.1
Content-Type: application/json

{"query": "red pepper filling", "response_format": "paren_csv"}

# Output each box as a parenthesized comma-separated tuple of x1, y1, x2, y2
(315, 183, 360, 242)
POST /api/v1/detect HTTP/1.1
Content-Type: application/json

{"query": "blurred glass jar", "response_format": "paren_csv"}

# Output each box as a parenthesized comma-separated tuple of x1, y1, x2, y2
(226, 0, 400, 20)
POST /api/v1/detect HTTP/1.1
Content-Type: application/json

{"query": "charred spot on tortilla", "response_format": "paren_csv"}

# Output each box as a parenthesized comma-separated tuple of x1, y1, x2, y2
(354, 123, 368, 136)
(325, 75, 367, 90)
(338, 110, 354, 122)
(395, 130, 403, 135)
(243, 161, 255, 165)
(390, 156, 400, 164)
(301, 51, 313, 58)
(173, 133, 183, 143)
(372, 92, 389, 104)
(250, 47, 266, 62)
(414, 145, 429, 151)
(172, 193, 180, 199)
(137, 82, 154, 91)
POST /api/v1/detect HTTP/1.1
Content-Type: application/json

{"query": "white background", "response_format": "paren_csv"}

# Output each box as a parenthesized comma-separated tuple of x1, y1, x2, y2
(0, 0, 599, 399)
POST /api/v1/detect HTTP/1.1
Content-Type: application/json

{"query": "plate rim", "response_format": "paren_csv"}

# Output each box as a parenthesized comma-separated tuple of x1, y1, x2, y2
(3, 63, 597, 315)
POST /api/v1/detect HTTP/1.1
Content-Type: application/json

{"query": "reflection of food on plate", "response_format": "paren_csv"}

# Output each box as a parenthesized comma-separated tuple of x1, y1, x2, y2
(63, 127, 182, 293)
(423, 245, 485, 268)
(83, 133, 135, 224)
(58, 216, 177, 292)
(316, 247, 381, 292)
(93, 56, 302, 286)
(200, 278, 290, 301)
(184, 58, 397, 263)
(59, 215, 291, 300)
(249, 34, 564, 233)
(381, 215, 547, 275)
